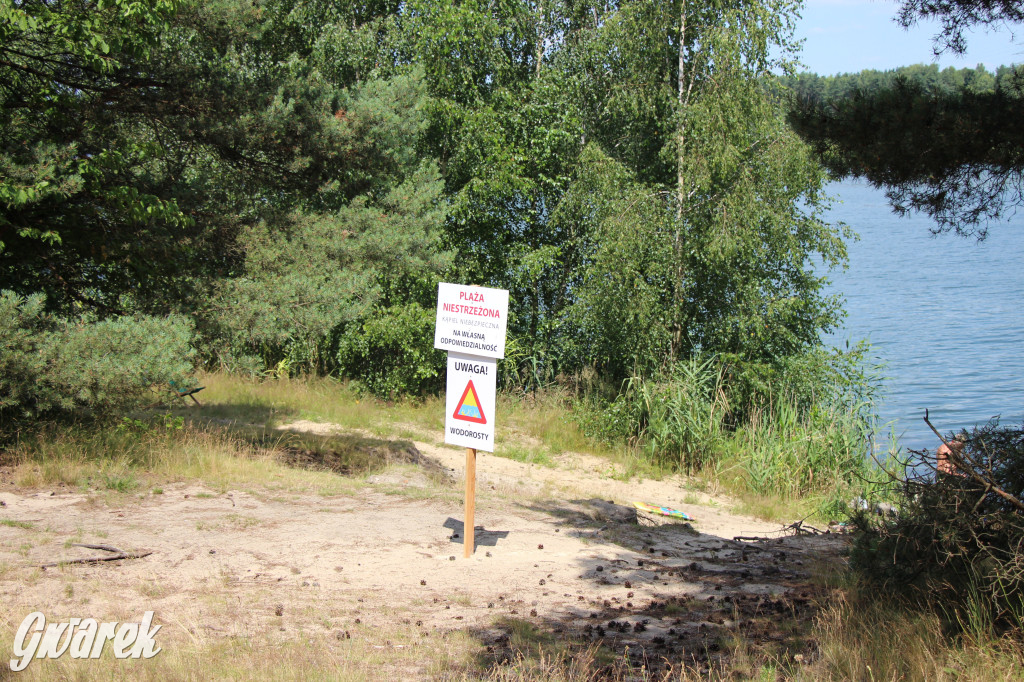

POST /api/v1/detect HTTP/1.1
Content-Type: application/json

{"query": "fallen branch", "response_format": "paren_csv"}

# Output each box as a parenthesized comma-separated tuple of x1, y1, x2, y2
(786, 520, 824, 535)
(733, 519, 826, 544)
(38, 543, 152, 568)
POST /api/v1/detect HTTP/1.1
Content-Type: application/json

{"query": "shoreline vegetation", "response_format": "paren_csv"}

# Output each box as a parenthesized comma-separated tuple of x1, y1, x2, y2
(2, 369, 885, 523)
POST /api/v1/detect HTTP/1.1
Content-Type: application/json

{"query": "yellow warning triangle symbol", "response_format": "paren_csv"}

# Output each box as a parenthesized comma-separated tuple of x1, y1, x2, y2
(453, 380, 487, 424)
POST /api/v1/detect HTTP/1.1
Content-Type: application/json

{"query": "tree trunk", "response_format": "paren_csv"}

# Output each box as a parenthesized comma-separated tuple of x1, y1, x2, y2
(535, 0, 545, 77)
(672, 1, 687, 359)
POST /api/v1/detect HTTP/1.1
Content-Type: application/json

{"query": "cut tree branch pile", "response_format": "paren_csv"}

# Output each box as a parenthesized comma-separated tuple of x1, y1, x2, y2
(925, 409, 1024, 513)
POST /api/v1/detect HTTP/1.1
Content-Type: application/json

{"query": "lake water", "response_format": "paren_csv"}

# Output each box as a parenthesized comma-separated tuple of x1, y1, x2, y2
(822, 179, 1024, 452)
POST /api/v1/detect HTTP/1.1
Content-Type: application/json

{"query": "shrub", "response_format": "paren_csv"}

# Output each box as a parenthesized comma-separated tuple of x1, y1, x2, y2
(0, 290, 196, 421)
(851, 419, 1024, 633)
(334, 302, 444, 398)
(0, 292, 48, 414)
(611, 356, 729, 471)
(583, 349, 880, 496)
(724, 395, 877, 499)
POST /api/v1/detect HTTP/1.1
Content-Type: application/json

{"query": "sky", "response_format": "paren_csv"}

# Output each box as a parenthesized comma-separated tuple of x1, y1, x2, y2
(795, 0, 1024, 75)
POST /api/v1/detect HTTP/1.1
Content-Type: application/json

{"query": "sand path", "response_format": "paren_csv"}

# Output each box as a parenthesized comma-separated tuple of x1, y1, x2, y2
(0, 422, 845, 676)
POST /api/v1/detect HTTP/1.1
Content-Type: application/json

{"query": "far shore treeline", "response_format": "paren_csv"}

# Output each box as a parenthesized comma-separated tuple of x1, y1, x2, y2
(785, 63, 1017, 102)
(787, 61, 1024, 237)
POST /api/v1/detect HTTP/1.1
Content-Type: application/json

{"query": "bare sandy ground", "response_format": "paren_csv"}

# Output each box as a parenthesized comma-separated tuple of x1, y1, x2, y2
(0, 422, 847, 678)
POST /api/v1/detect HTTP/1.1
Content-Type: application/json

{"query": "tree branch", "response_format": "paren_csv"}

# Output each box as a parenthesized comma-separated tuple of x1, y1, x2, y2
(924, 409, 1024, 512)
(38, 543, 152, 568)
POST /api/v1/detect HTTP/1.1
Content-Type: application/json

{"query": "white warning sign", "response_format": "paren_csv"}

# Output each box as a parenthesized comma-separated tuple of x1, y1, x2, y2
(445, 352, 497, 452)
(433, 283, 510, 359)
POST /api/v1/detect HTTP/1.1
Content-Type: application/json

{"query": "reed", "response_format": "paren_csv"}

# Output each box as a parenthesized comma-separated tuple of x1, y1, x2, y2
(589, 357, 888, 519)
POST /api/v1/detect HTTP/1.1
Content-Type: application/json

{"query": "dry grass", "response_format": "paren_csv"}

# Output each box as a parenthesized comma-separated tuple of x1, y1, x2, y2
(808, 586, 1024, 681)
(196, 371, 401, 433)
(466, 602, 1024, 682)
(1, 420, 375, 498)
(199, 372, 625, 462)
(0, 619, 481, 681)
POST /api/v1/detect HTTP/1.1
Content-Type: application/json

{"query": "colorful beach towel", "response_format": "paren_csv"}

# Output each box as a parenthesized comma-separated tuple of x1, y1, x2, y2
(633, 501, 693, 521)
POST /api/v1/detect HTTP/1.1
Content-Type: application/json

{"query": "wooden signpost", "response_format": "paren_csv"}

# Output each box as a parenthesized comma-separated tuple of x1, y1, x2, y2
(434, 283, 509, 557)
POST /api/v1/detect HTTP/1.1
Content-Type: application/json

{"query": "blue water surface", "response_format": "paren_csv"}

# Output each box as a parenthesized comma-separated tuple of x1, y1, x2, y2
(821, 179, 1024, 452)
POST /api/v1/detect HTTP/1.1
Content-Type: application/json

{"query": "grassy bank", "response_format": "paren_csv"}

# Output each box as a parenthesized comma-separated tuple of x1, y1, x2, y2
(1, 371, 888, 522)
(575, 357, 891, 522)
(2, 371, 884, 522)
(812, 582, 1024, 681)
(0, 373, 610, 496)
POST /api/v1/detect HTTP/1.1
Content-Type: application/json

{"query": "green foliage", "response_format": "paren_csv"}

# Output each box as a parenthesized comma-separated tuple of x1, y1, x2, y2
(0, 292, 48, 413)
(2, 0, 453, 414)
(784, 63, 1005, 101)
(553, 145, 674, 381)
(0, 291, 195, 420)
(1, 0, 867, 440)
(605, 356, 729, 472)
(183, 17, 453, 372)
(719, 340, 883, 423)
(718, 344, 884, 502)
(44, 313, 196, 413)
(894, 0, 1024, 55)
(724, 397, 876, 499)
(0, 0, 194, 314)
(102, 473, 139, 493)
(335, 303, 445, 398)
(851, 420, 1024, 633)
(118, 413, 185, 433)
(1, 0, 448, 310)
(212, 156, 449, 368)
(408, 0, 845, 387)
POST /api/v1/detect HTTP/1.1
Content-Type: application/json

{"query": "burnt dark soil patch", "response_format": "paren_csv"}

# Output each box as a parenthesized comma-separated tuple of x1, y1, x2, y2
(264, 432, 436, 477)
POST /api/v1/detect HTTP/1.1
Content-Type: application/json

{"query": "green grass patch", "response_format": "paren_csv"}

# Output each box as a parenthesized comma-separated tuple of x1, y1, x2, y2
(101, 473, 138, 493)
(494, 444, 553, 467)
